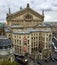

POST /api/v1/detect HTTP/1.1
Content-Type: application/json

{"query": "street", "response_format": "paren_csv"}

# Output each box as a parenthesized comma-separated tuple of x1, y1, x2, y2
(28, 57, 57, 65)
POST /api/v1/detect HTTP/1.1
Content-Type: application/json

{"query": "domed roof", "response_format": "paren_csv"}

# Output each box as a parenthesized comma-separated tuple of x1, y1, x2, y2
(0, 23, 3, 28)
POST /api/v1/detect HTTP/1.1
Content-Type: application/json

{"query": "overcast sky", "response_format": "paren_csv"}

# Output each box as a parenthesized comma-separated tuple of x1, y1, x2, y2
(0, 0, 57, 23)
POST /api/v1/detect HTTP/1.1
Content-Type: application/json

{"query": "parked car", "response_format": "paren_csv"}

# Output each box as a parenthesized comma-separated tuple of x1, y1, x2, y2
(50, 57, 55, 62)
(54, 57, 57, 60)
(15, 55, 28, 65)
(37, 60, 42, 65)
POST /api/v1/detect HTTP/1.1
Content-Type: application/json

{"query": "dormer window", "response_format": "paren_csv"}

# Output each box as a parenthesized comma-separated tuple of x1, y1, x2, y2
(24, 14, 33, 22)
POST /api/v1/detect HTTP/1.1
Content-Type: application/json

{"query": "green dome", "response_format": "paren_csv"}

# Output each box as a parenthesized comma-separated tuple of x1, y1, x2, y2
(0, 23, 3, 28)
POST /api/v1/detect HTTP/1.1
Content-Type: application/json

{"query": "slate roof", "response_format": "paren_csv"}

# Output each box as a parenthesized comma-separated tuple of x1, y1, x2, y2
(5, 28, 11, 33)
(13, 28, 51, 35)
(0, 36, 12, 47)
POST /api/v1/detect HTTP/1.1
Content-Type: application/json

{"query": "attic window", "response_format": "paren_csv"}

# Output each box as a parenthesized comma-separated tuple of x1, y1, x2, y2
(24, 14, 33, 22)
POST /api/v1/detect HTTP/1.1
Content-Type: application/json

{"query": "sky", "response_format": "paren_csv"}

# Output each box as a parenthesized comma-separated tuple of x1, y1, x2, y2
(0, 0, 57, 23)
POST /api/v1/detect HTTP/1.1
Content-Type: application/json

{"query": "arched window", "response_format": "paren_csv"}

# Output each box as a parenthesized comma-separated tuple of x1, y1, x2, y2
(24, 14, 33, 22)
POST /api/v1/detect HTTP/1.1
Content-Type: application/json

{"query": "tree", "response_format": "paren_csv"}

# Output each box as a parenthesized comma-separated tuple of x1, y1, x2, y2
(0, 60, 19, 65)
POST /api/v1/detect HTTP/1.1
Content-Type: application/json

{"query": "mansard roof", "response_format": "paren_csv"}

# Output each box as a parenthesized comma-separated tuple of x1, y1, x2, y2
(0, 36, 12, 47)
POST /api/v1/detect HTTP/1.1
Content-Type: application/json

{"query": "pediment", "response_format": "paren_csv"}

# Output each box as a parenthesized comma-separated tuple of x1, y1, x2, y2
(7, 7, 44, 21)
(12, 12, 42, 21)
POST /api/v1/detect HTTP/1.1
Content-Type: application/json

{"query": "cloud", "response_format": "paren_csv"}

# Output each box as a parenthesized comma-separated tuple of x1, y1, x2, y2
(45, 15, 52, 21)
(45, 11, 57, 21)
(30, 0, 57, 11)
(0, 0, 57, 22)
(0, 0, 6, 5)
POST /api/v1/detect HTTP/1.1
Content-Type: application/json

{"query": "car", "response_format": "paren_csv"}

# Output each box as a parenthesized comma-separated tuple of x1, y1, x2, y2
(15, 56, 28, 65)
(50, 58, 55, 62)
(54, 57, 57, 60)
(44, 56, 50, 63)
(14, 53, 19, 58)
(44, 59, 49, 62)
(37, 60, 42, 65)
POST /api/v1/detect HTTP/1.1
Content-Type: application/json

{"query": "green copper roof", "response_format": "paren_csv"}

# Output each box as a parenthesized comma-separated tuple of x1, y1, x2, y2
(0, 23, 3, 28)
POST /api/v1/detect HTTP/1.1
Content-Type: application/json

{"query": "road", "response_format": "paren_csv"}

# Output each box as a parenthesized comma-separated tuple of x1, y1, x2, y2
(14, 53, 57, 65)
(28, 57, 57, 65)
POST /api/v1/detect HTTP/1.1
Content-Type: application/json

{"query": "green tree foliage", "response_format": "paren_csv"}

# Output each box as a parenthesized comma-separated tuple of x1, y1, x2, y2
(0, 60, 19, 65)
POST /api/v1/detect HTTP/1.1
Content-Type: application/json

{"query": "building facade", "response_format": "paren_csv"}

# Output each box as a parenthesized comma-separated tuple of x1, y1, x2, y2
(6, 4, 52, 59)
(0, 36, 14, 62)
(0, 23, 5, 35)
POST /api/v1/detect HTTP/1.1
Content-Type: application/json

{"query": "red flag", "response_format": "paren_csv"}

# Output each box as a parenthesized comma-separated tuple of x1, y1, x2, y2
(23, 36, 27, 43)
(23, 45, 28, 53)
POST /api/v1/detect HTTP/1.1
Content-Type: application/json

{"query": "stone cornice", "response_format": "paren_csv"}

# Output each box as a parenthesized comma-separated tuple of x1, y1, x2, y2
(7, 19, 43, 22)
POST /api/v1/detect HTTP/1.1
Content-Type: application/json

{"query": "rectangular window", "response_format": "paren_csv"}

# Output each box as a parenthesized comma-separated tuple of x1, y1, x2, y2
(36, 37, 37, 39)
(27, 36, 29, 38)
(15, 36, 16, 38)
(28, 40, 29, 44)
(20, 40, 21, 45)
(46, 34, 48, 36)
(46, 37, 48, 41)
(17, 40, 18, 44)
(19, 36, 21, 38)
(15, 39, 16, 44)
(31, 37, 33, 39)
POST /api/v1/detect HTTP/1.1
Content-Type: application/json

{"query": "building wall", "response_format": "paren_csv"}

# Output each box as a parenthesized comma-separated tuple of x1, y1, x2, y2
(6, 5, 52, 59)
(12, 33, 31, 55)
(7, 12, 43, 27)
(11, 31, 52, 56)
(6, 33, 11, 39)
(0, 30, 3, 35)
